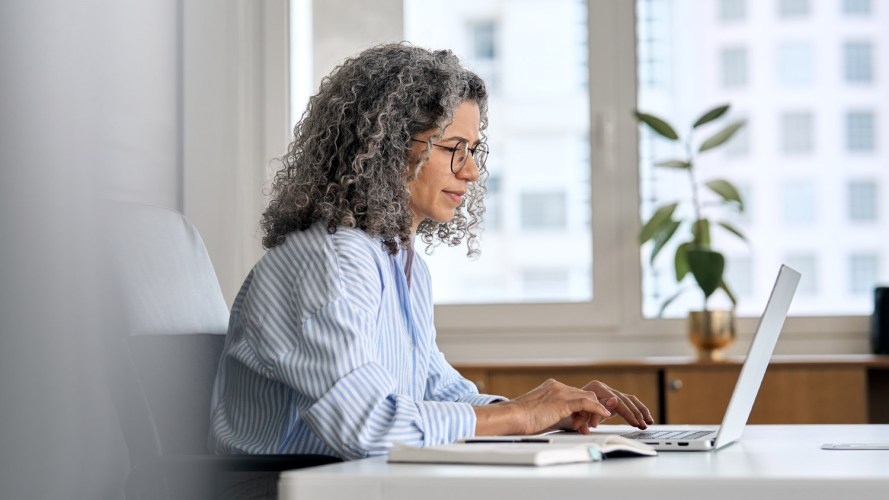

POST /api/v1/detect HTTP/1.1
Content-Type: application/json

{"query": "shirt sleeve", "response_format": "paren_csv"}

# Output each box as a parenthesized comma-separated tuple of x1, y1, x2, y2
(268, 296, 478, 460)
(424, 348, 507, 406)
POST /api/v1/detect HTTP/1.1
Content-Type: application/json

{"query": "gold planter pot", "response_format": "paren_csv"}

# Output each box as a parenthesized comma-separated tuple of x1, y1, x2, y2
(688, 310, 736, 361)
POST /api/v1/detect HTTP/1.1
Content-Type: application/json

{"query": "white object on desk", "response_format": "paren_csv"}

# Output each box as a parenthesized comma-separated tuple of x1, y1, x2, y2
(278, 425, 889, 500)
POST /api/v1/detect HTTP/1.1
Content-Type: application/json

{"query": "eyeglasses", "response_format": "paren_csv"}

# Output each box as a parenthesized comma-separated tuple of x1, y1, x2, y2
(411, 139, 489, 174)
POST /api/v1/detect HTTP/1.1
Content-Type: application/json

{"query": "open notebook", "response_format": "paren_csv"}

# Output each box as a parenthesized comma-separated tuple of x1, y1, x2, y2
(388, 434, 655, 466)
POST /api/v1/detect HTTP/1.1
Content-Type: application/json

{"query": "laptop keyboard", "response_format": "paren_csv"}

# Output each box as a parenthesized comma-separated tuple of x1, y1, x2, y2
(624, 430, 714, 441)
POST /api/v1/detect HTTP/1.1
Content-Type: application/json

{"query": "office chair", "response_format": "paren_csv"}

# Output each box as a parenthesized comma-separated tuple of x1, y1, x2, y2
(106, 203, 339, 500)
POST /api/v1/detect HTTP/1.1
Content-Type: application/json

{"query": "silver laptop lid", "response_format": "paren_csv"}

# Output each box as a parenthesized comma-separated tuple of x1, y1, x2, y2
(713, 264, 801, 449)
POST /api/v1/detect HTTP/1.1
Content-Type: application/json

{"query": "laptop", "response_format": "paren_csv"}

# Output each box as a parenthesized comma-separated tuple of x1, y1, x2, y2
(597, 264, 801, 451)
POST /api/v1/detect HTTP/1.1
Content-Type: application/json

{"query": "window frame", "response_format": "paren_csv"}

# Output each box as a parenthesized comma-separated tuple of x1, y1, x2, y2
(431, 1, 870, 346)
(235, 0, 871, 358)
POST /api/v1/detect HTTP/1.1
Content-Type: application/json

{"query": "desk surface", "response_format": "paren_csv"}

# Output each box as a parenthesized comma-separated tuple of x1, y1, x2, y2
(278, 425, 889, 500)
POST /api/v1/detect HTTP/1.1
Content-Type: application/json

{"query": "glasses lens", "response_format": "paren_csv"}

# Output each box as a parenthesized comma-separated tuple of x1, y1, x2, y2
(473, 144, 488, 169)
(451, 143, 468, 173)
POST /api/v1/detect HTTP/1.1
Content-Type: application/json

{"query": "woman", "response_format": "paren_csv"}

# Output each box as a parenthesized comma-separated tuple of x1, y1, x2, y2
(209, 43, 652, 460)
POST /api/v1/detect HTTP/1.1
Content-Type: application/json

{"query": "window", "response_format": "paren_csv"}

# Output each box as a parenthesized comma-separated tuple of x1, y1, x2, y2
(844, 41, 873, 83)
(277, 0, 889, 358)
(721, 47, 748, 88)
(785, 254, 818, 296)
(520, 192, 567, 230)
(405, 0, 593, 308)
(843, 0, 871, 15)
(782, 181, 817, 226)
(470, 20, 496, 60)
(848, 180, 878, 222)
(468, 19, 498, 90)
(719, 0, 746, 22)
(778, 42, 813, 86)
(846, 111, 875, 152)
(781, 111, 814, 154)
(849, 253, 879, 295)
(778, 0, 810, 18)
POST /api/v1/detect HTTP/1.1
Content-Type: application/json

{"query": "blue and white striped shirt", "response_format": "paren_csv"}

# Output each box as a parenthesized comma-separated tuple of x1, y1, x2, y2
(209, 222, 502, 460)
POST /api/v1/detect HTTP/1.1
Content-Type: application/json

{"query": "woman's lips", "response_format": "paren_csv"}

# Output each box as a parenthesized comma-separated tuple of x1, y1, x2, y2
(443, 191, 465, 204)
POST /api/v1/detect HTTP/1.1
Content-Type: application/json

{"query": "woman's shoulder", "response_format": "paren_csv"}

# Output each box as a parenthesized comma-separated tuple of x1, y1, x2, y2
(268, 222, 389, 283)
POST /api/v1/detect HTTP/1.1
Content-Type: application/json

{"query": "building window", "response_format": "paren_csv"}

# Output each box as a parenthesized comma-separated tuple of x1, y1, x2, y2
(778, 41, 813, 86)
(720, 46, 748, 88)
(782, 181, 816, 226)
(719, 0, 746, 22)
(848, 180, 878, 222)
(849, 253, 879, 295)
(470, 20, 496, 60)
(846, 110, 875, 152)
(843, 41, 873, 83)
(785, 253, 818, 296)
(521, 191, 568, 230)
(843, 0, 871, 15)
(780, 111, 814, 154)
(778, 0, 810, 18)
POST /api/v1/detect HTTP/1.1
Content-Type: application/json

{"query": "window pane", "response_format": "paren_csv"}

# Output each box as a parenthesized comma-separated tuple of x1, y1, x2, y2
(778, 0, 810, 18)
(850, 253, 879, 295)
(848, 180, 878, 222)
(843, 0, 871, 16)
(846, 110, 876, 152)
(782, 181, 817, 226)
(781, 111, 814, 154)
(785, 253, 818, 296)
(718, 0, 746, 22)
(778, 42, 813, 86)
(844, 41, 873, 83)
(720, 47, 748, 88)
(636, 0, 889, 318)
(405, 0, 592, 305)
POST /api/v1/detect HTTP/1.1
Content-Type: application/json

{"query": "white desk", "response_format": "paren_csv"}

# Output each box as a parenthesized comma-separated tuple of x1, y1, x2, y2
(279, 425, 889, 500)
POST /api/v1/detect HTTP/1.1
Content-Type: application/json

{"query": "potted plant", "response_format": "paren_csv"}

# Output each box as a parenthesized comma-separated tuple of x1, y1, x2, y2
(635, 103, 746, 360)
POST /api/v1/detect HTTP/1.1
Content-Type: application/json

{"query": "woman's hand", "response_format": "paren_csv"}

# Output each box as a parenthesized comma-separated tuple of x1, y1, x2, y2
(575, 380, 654, 430)
(473, 379, 613, 436)
(473, 379, 655, 437)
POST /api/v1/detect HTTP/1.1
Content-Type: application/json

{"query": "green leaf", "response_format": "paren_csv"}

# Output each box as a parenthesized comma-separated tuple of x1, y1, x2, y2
(674, 242, 691, 281)
(658, 287, 688, 317)
(634, 111, 680, 141)
(650, 220, 681, 264)
(717, 221, 747, 242)
(692, 104, 730, 129)
(655, 159, 692, 169)
(639, 203, 678, 244)
(692, 219, 711, 248)
(705, 179, 744, 210)
(720, 280, 738, 308)
(687, 249, 725, 299)
(698, 120, 745, 153)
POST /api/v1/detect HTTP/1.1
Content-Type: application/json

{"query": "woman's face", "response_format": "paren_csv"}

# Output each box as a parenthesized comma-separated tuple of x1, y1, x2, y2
(408, 101, 482, 233)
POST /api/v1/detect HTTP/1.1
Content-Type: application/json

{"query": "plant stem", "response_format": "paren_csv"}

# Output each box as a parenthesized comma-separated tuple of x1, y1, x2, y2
(686, 136, 708, 312)
(685, 139, 703, 245)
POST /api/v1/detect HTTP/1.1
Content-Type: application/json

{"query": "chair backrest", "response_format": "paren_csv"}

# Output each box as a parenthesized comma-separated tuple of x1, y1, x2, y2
(107, 203, 231, 467)
(112, 203, 230, 337)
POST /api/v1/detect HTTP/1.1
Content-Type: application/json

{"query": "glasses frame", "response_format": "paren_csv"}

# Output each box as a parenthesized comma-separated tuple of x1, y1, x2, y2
(411, 139, 488, 174)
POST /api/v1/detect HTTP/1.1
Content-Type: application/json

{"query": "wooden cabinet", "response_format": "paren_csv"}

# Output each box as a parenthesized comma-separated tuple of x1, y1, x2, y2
(454, 355, 889, 425)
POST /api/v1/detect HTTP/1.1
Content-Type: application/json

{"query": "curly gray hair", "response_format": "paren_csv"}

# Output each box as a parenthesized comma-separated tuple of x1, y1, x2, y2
(262, 43, 488, 256)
